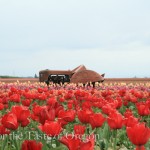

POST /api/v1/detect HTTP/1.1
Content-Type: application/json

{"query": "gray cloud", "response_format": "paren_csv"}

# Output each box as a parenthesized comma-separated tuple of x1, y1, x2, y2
(0, 0, 150, 77)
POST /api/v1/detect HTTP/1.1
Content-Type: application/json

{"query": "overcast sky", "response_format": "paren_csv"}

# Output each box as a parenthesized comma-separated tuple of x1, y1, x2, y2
(0, 0, 150, 78)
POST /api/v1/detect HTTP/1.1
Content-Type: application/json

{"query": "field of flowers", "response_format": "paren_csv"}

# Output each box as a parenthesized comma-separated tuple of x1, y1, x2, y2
(0, 81, 150, 150)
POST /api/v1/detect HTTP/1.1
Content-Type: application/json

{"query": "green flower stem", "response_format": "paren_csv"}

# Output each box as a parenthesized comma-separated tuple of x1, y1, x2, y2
(148, 115, 150, 127)
(104, 123, 110, 150)
(55, 138, 60, 147)
(113, 129, 117, 150)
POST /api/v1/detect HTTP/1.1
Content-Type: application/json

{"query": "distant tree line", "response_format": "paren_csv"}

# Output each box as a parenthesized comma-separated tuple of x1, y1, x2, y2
(0, 75, 20, 78)
(0, 74, 39, 78)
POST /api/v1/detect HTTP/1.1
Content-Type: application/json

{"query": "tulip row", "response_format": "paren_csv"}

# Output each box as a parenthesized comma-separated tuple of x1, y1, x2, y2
(0, 81, 150, 150)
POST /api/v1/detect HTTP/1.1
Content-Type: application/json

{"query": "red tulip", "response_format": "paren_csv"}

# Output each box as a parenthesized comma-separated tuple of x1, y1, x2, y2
(0, 103, 4, 110)
(55, 105, 64, 117)
(11, 105, 30, 127)
(39, 107, 55, 124)
(10, 87, 18, 93)
(119, 89, 126, 96)
(89, 113, 105, 129)
(133, 91, 144, 99)
(80, 134, 95, 150)
(37, 93, 47, 100)
(58, 118, 68, 127)
(59, 134, 81, 150)
(38, 87, 46, 93)
(102, 104, 115, 115)
(101, 90, 112, 97)
(59, 134, 95, 150)
(30, 114, 39, 122)
(32, 104, 43, 116)
(2, 112, 18, 130)
(67, 101, 74, 109)
(81, 101, 92, 110)
(126, 123, 150, 147)
(74, 124, 86, 135)
(130, 96, 137, 103)
(0, 125, 10, 134)
(80, 141, 92, 150)
(21, 140, 43, 150)
(124, 116, 139, 127)
(107, 111, 124, 129)
(22, 99, 32, 107)
(58, 109, 76, 122)
(9, 94, 20, 103)
(114, 97, 123, 109)
(39, 120, 62, 137)
(77, 109, 93, 124)
(64, 92, 73, 100)
(47, 97, 57, 108)
(124, 109, 133, 118)
(136, 103, 150, 116)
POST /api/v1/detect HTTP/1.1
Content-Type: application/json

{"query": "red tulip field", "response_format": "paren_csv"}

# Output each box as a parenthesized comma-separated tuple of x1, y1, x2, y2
(0, 81, 150, 150)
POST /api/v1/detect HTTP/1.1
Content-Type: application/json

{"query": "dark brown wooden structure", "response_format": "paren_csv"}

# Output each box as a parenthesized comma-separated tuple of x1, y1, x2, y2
(39, 65, 105, 84)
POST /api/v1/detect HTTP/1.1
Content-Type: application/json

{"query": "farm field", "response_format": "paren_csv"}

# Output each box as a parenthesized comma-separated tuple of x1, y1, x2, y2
(0, 78, 39, 83)
(0, 78, 150, 84)
(1, 0, 150, 150)
(0, 80, 150, 150)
